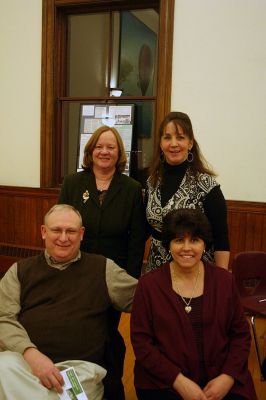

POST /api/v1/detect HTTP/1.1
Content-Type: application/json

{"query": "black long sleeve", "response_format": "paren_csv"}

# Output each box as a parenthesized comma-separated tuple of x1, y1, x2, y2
(203, 185, 230, 251)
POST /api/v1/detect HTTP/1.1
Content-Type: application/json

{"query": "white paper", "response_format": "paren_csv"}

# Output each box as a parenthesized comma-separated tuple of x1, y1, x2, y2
(82, 105, 94, 116)
(84, 118, 102, 134)
(95, 106, 107, 118)
(58, 367, 88, 400)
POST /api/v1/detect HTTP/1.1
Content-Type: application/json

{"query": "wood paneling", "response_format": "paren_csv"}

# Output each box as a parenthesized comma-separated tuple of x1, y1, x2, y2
(0, 186, 265, 274)
(0, 186, 59, 274)
(227, 200, 266, 267)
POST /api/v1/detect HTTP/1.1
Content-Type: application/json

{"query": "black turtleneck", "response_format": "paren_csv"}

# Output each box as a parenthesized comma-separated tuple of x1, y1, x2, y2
(161, 161, 188, 207)
(159, 160, 229, 251)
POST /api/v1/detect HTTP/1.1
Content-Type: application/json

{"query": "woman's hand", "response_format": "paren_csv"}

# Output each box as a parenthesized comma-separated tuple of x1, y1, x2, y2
(203, 374, 234, 399)
(23, 347, 64, 393)
(173, 373, 208, 400)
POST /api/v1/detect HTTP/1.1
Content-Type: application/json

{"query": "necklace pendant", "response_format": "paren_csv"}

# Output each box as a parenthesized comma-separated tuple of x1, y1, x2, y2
(185, 305, 192, 313)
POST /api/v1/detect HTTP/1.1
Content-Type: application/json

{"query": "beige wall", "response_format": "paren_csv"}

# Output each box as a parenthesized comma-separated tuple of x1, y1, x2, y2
(0, 0, 42, 187)
(172, 0, 266, 201)
(0, 0, 265, 201)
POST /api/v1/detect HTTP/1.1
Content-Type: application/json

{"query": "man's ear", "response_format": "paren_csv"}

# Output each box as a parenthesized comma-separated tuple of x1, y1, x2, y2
(41, 225, 46, 240)
(80, 226, 85, 241)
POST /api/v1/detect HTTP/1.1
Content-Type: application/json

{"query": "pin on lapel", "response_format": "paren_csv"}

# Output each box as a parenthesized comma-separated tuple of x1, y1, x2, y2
(83, 190, 90, 203)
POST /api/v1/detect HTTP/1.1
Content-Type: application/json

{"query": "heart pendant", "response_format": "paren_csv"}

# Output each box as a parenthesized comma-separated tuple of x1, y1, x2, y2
(185, 306, 192, 313)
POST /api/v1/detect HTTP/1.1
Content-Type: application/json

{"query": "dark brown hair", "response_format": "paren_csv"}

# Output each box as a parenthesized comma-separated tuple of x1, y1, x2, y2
(162, 208, 213, 251)
(149, 111, 216, 185)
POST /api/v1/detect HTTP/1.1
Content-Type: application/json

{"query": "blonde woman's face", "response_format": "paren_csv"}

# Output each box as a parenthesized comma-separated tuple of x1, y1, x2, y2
(92, 130, 119, 172)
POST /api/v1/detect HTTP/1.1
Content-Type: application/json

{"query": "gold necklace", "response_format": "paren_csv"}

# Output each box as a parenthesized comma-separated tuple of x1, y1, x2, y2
(96, 180, 111, 191)
(171, 264, 200, 313)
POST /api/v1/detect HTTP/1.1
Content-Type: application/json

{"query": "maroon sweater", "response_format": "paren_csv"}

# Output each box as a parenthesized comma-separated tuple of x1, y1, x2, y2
(18, 252, 111, 366)
(130, 262, 257, 399)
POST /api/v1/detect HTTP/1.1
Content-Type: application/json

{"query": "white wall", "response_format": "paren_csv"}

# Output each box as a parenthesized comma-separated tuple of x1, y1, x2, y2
(0, 0, 265, 201)
(172, 0, 266, 201)
(0, 0, 42, 187)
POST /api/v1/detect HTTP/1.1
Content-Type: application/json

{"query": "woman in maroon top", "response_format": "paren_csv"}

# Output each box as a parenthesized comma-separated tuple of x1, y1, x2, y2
(131, 209, 257, 400)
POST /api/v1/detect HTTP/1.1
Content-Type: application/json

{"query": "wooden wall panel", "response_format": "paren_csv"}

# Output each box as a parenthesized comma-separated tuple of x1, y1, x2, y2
(0, 187, 265, 274)
(227, 200, 266, 267)
(0, 186, 59, 274)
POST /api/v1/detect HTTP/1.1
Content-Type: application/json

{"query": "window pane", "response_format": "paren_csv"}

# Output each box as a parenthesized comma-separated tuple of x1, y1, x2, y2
(62, 102, 81, 176)
(67, 13, 109, 97)
(118, 10, 158, 96)
(61, 100, 155, 186)
(131, 101, 155, 185)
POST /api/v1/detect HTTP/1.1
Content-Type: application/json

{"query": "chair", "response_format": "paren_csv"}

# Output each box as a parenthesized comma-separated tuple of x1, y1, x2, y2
(232, 251, 266, 380)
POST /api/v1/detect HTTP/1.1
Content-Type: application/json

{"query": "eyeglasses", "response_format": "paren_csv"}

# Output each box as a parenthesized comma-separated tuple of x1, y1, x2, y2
(47, 228, 80, 237)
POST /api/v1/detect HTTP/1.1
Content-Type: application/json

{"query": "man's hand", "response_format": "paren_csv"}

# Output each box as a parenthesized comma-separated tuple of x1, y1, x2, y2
(203, 374, 234, 400)
(173, 373, 208, 400)
(23, 347, 64, 393)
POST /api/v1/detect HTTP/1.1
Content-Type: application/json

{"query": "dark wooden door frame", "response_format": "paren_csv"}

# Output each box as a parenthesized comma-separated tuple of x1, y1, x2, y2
(41, 0, 175, 187)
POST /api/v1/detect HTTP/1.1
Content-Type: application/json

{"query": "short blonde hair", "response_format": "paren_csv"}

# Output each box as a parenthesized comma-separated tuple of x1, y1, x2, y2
(82, 125, 127, 172)
(44, 204, 82, 227)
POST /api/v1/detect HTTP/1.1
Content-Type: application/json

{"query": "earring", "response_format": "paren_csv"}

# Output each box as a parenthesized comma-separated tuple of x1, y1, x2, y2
(187, 150, 194, 163)
(160, 151, 165, 162)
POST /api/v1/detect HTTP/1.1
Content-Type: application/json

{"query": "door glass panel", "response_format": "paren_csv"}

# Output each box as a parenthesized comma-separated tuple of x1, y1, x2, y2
(131, 100, 155, 185)
(118, 10, 158, 96)
(63, 8, 159, 186)
(61, 100, 155, 186)
(62, 102, 81, 177)
(67, 13, 109, 97)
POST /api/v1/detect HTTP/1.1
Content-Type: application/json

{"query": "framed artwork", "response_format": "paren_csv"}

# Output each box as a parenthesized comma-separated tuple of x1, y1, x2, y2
(118, 11, 157, 97)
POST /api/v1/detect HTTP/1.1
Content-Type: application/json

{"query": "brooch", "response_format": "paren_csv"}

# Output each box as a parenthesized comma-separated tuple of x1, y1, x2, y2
(82, 190, 90, 203)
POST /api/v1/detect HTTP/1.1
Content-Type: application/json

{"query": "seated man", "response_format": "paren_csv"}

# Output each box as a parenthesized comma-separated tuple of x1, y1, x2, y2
(0, 204, 137, 400)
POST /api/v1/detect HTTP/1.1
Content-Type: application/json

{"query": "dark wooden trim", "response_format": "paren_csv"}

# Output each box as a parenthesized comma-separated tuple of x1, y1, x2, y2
(227, 200, 266, 267)
(58, 96, 157, 101)
(227, 199, 266, 214)
(0, 185, 265, 274)
(155, 0, 174, 134)
(41, 0, 174, 187)
(41, 0, 56, 187)
(0, 185, 59, 197)
(54, 0, 159, 9)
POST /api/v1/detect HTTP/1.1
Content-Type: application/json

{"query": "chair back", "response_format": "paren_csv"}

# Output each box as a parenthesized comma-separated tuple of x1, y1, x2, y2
(232, 251, 266, 297)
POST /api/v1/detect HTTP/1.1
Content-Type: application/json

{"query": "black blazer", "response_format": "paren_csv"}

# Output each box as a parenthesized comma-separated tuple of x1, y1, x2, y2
(58, 170, 145, 278)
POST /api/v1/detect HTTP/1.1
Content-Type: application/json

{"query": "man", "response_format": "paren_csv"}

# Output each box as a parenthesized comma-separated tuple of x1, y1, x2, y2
(0, 204, 137, 400)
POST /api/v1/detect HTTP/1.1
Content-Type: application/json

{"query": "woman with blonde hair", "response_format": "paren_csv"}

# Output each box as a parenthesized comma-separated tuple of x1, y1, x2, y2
(58, 125, 145, 400)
